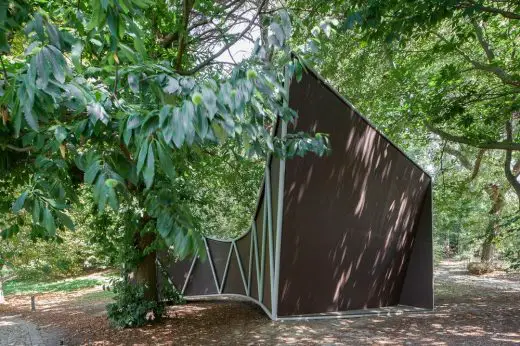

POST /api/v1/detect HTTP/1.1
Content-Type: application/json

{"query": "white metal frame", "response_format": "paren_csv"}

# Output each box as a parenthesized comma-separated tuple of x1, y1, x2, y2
(164, 67, 291, 321)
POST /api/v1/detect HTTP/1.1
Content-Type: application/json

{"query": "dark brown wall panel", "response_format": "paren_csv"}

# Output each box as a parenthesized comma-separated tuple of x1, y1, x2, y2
(263, 231, 272, 309)
(236, 232, 252, 283)
(223, 249, 247, 295)
(157, 252, 192, 291)
(270, 153, 281, 243)
(277, 71, 431, 316)
(399, 183, 434, 309)
(207, 240, 231, 287)
(184, 258, 218, 296)
(249, 232, 260, 300)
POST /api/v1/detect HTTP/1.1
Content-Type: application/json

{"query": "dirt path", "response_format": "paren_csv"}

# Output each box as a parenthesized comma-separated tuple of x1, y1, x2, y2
(0, 314, 62, 346)
(1, 261, 519, 345)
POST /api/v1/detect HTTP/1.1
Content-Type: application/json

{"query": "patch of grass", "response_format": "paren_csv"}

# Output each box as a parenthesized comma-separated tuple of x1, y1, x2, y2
(4, 278, 102, 296)
(79, 290, 115, 303)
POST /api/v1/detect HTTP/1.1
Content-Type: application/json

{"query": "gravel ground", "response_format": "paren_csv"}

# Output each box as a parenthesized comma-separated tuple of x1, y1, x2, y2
(1, 260, 519, 345)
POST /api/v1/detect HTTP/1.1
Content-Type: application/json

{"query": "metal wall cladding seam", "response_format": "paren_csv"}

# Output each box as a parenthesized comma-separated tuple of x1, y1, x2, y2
(277, 70, 431, 317)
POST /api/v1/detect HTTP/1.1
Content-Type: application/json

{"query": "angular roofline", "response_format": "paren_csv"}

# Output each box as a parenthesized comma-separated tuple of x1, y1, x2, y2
(293, 54, 431, 179)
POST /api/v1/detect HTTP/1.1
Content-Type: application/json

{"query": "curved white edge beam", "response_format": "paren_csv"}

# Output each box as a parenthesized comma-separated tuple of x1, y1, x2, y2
(184, 294, 274, 320)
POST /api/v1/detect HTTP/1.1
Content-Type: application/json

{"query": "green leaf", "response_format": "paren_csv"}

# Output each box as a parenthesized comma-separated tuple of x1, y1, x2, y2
(136, 138, 149, 175)
(87, 103, 109, 125)
(143, 142, 155, 188)
(128, 73, 139, 93)
(12, 191, 28, 213)
(1, 225, 20, 240)
(43, 208, 56, 236)
(32, 199, 42, 223)
(156, 141, 176, 182)
(211, 122, 227, 143)
(45, 22, 61, 49)
(57, 211, 75, 231)
(202, 87, 217, 119)
(269, 22, 285, 47)
(85, 161, 101, 184)
(171, 108, 185, 148)
(164, 77, 180, 94)
(54, 126, 68, 143)
(47, 45, 67, 84)
(159, 105, 171, 126)
(107, 187, 119, 211)
(157, 212, 174, 240)
(23, 108, 39, 131)
(35, 50, 50, 89)
(71, 41, 83, 70)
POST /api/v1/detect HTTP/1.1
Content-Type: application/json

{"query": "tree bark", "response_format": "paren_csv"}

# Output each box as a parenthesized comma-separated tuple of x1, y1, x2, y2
(480, 238, 495, 263)
(133, 231, 158, 301)
(481, 183, 504, 264)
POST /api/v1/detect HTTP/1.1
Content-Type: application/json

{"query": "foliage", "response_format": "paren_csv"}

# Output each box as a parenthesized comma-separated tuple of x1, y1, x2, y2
(160, 279, 185, 305)
(186, 142, 264, 240)
(106, 278, 165, 328)
(0, 186, 123, 282)
(0, 0, 328, 266)
(287, 0, 520, 266)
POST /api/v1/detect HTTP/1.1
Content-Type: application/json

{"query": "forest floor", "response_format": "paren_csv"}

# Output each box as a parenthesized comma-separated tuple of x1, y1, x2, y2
(1, 260, 520, 345)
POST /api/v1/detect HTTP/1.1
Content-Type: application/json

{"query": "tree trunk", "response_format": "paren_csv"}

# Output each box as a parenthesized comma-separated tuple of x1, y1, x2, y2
(481, 183, 504, 264)
(480, 238, 495, 263)
(133, 231, 158, 301)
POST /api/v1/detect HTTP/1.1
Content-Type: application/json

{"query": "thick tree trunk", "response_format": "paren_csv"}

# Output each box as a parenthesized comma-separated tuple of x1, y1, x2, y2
(133, 232, 158, 301)
(481, 183, 504, 264)
(480, 239, 495, 263)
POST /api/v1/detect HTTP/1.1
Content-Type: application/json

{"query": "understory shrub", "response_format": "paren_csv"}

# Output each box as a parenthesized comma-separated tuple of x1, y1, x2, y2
(161, 280, 185, 305)
(106, 279, 165, 328)
(467, 262, 494, 275)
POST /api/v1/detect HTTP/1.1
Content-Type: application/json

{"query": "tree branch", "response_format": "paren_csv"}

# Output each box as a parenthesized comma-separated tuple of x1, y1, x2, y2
(426, 123, 520, 150)
(5, 144, 33, 153)
(444, 146, 472, 169)
(466, 2, 520, 20)
(432, 32, 520, 88)
(469, 149, 487, 181)
(471, 20, 495, 62)
(176, 0, 196, 71)
(0, 55, 8, 85)
(180, 0, 267, 75)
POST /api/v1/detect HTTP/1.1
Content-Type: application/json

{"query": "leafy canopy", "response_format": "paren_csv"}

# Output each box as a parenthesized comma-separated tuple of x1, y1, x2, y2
(0, 0, 328, 258)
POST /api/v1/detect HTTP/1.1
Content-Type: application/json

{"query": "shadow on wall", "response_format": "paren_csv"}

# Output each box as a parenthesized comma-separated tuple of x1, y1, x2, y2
(278, 71, 431, 316)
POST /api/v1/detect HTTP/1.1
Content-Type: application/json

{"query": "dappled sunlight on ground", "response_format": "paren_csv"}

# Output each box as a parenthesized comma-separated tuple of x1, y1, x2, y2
(1, 261, 519, 345)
